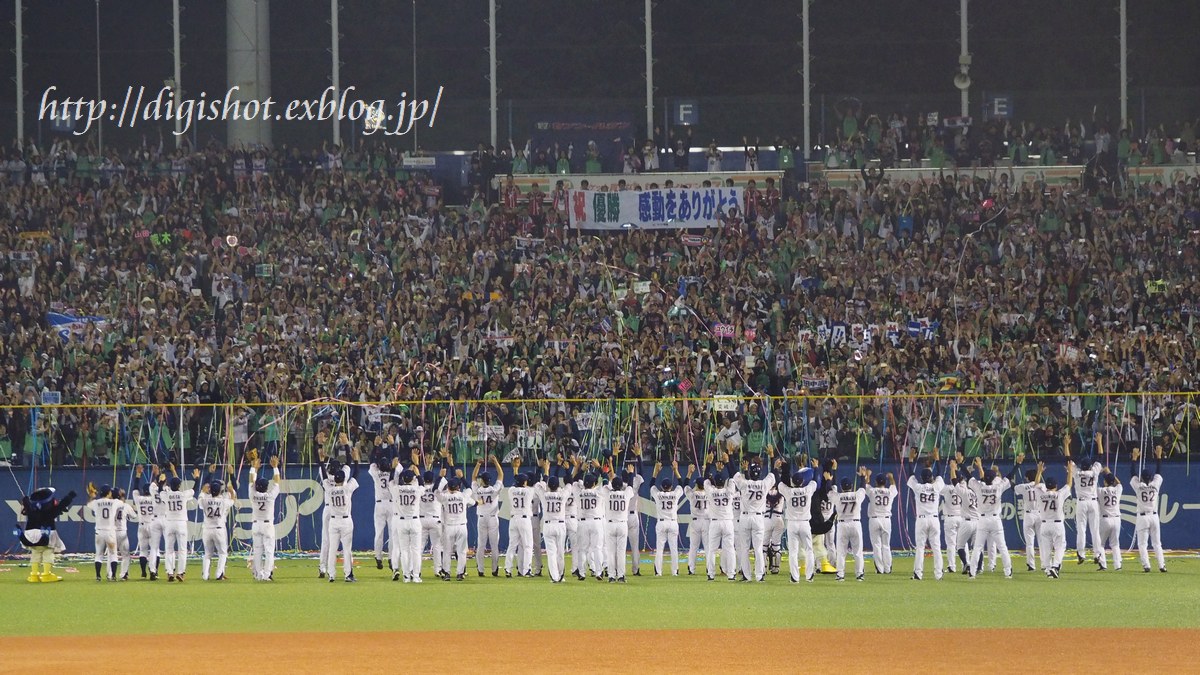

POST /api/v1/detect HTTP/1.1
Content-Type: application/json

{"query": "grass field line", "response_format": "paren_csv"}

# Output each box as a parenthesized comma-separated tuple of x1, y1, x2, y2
(3, 558, 1197, 637)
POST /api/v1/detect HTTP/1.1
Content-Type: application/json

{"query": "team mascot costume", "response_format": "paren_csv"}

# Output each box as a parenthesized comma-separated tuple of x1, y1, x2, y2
(19, 487, 77, 582)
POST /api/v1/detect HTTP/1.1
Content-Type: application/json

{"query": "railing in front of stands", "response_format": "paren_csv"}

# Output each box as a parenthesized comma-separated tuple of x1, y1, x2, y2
(2, 392, 1197, 469)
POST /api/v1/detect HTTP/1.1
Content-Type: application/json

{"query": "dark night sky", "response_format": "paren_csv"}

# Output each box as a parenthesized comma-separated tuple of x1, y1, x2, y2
(0, 0, 1196, 148)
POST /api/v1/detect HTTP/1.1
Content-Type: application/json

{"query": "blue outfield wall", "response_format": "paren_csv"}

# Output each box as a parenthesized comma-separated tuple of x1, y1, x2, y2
(4, 463, 1198, 555)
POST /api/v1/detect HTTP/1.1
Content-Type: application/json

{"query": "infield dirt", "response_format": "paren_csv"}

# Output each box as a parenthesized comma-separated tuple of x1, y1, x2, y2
(6, 628, 1195, 673)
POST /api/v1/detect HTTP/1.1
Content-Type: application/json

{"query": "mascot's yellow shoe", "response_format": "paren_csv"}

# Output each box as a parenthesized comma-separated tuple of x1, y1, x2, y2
(39, 565, 62, 583)
(27, 572, 40, 583)
(820, 560, 837, 574)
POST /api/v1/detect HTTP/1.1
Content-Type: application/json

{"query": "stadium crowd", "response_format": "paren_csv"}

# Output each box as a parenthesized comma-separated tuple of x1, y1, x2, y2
(1, 117, 1199, 468)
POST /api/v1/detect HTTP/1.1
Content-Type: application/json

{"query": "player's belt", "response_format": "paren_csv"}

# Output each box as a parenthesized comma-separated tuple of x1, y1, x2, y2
(964, 517, 976, 522)
(917, 514, 936, 518)
(586, 517, 602, 521)
(513, 515, 529, 519)
(605, 519, 624, 524)
(375, 499, 391, 503)
(545, 519, 565, 524)
(1077, 497, 1096, 501)
(395, 515, 419, 519)
(335, 515, 350, 519)
(421, 515, 440, 520)
(872, 516, 891, 519)
(744, 511, 764, 516)
(1047, 520, 1062, 523)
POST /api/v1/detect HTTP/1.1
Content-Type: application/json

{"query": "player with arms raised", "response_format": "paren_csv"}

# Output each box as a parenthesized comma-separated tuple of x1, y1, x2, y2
(1130, 446, 1166, 573)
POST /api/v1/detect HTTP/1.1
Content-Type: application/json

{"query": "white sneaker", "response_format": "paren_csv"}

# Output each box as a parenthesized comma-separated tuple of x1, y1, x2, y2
(413, 577, 423, 583)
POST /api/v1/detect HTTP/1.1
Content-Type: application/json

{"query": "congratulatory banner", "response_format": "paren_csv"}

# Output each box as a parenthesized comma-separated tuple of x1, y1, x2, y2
(569, 187, 743, 230)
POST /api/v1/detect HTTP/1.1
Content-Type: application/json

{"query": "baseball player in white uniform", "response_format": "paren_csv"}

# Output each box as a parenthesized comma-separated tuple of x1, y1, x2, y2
(683, 468, 708, 576)
(534, 464, 569, 583)
(472, 455, 504, 577)
(575, 469, 605, 579)
(390, 466, 424, 582)
(132, 465, 165, 580)
(704, 467, 737, 581)
(1036, 462, 1072, 578)
(249, 456, 282, 581)
(562, 460, 582, 580)
(1066, 433, 1105, 566)
(733, 461, 776, 582)
(160, 471, 196, 582)
(907, 466, 945, 581)
(1129, 447, 1166, 573)
(504, 470, 536, 577)
(86, 484, 121, 581)
(833, 473, 867, 582)
(1012, 455, 1043, 571)
(317, 457, 350, 579)
(197, 470, 237, 581)
(600, 473, 635, 582)
(620, 458, 645, 576)
(953, 464, 981, 575)
(530, 483, 545, 577)
(967, 458, 1013, 579)
(112, 488, 135, 581)
(1097, 467, 1123, 571)
(650, 461, 684, 577)
(941, 466, 964, 574)
(437, 474, 474, 581)
(778, 467, 818, 582)
(864, 469, 897, 574)
(324, 463, 359, 582)
(368, 456, 394, 570)
(419, 466, 449, 579)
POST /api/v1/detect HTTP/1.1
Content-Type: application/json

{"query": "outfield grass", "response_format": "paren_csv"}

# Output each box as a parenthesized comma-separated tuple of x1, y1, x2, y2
(3, 554, 1197, 637)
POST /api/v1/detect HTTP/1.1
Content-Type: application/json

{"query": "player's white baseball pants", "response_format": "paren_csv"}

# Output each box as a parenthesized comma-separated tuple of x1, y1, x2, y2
(1021, 512, 1041, 570)
(319, 508, 332, 574)
(604, 519, 628, 579)
(115, 529, 132, 578)
(476, 513, 500, 574)
(957, 518, 978, 569)
(505, 515, 533, 575)
(835, 521, 864, 579)
(137, 520, 164, 573)
(94, 528, 117, 578)
(201, 526, 229, 580)
(1039, 519, 1066, 571)
(443, 524, 469, 577)
(706, 518, 735, 579)
(565, 516, 579, 575)
(421, 516, 444, 574)
(392, 516, 422, 580)
(625, 513, 641, 574)
(531, 513, 544, 574)
(969, 515, 1011, 577)
(373, 502, 392, 563)
(687, 516, 708, 574)
(912, 515, 943, 580)
(786, 518, 814, 582)
(542, 520, 567, 581)
(654, 519, 680, 576)
(1099, 515, 1122, 570)
(163, 521, 189, 575)
(1075, 498, 1101, 561)
(741, 513, 766, 580)
(1135, 514, 1164, 570)
(325, 516, 354, 579)
(734, 516, 753, 579)
(942, 515, 961, 572)
(577, 517, 603, 576)
(251, 521, 276, 580)
(868, 517, 892, 573)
